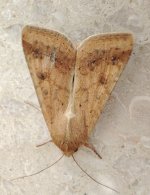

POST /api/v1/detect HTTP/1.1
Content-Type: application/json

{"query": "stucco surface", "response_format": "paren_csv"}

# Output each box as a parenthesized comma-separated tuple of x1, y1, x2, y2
(0, 1, 150, 195)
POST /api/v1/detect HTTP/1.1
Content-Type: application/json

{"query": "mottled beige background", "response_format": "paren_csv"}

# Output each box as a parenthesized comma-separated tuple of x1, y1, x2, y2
(0, 1, 150, 195)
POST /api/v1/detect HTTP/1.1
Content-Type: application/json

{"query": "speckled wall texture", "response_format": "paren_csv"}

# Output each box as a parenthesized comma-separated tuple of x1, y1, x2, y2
(0, 1, 150, 195)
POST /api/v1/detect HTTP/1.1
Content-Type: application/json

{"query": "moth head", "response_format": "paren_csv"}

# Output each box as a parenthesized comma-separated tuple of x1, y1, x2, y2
(58, 141, 80, 156)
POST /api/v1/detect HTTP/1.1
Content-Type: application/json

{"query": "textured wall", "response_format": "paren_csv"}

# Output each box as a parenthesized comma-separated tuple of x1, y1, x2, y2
(0, 1, 150, 195)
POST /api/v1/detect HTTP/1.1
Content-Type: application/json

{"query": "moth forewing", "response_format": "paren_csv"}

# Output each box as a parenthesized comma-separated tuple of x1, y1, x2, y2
(74, 33, 133, 135)
(22, 26, 77, 155)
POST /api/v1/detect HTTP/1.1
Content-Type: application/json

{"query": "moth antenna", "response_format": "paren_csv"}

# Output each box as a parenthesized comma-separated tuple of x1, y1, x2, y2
(10, 155, 64, 181)
(24, 100, 41, 112)
(72, 155, 119, 194)
(84, 142, 102, 159)
(36, 140, 53, 147)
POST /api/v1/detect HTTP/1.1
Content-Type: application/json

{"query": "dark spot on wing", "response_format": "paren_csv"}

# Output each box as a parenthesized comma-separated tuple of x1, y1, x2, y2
(36, 72, 47, 80)
(43, 89, 48, 95)
(111, 56, 118, 65)
(99, 75, 107, 84)
(33, 48, 43, 59)
(55, 50, 75, 73)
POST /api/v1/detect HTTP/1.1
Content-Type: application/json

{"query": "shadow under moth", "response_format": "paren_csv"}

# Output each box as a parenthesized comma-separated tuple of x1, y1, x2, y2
(15, 26, 133, 193)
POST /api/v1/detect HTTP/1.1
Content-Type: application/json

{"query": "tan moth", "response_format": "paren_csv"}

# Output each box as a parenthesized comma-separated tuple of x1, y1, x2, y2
(21, 26, 133, 192)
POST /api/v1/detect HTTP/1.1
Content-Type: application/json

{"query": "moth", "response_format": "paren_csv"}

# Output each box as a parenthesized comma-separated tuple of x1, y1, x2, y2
(21, 26, 133, 192)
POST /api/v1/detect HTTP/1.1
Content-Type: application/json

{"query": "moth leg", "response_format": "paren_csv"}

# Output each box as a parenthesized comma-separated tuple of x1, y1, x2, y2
(84, 142, 102, 159)
(36, 140, 53, 147)
(24, 100, 41, 112)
